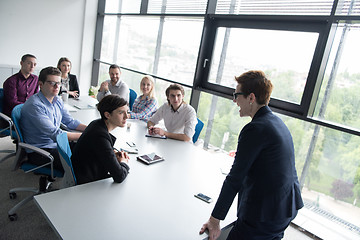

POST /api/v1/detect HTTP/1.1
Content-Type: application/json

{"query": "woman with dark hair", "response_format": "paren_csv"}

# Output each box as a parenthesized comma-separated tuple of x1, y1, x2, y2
(200, 70, 303, 240)
(71, 95, 130, 185)
(57, 57, 80, 98)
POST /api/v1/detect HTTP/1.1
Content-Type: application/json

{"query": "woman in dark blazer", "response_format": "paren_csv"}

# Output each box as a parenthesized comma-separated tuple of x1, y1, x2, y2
(200, 70, 303, 240)
(57, 57, 80, 98)
(71, 95, 130, 185)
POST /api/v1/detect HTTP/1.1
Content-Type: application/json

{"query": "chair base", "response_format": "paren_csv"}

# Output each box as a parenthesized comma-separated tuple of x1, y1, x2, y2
(8, 190, 38, 220)
(8, 176, 55, 221)
(0, 151, 16, 163)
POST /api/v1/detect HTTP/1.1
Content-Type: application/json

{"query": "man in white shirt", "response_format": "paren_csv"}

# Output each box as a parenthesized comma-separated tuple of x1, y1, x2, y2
(96, 64, 129, 102)
(147, 84, 197, 142)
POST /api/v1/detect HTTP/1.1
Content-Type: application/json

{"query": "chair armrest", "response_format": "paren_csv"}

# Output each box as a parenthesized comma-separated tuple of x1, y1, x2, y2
(18, 142, 52, 159)
(0, 112, 16, 137)
(0, 112, 12, 123)
(14, 142, 55, 178)
(0, 113, 12, 132)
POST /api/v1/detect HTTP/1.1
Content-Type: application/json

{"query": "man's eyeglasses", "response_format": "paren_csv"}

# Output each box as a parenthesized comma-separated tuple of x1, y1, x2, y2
(45, 81, 61, 87)
(233, 92, 245, 100)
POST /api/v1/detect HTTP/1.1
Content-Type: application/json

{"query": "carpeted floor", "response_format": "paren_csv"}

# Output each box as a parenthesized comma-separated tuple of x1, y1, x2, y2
(0, 136, 58, 240)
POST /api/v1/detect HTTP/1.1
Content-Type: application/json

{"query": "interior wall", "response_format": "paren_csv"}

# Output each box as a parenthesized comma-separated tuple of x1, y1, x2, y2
(0, 0, 98, 94)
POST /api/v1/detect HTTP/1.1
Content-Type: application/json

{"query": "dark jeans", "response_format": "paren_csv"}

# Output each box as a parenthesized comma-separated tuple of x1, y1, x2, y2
(227, 216, 294, 240)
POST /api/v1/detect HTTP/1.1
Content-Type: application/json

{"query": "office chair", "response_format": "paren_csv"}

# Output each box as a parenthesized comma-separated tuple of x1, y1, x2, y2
(129, 88, 137, 111)
(0, 88, 17, 163)
(0, 88, 5, 114)
(56, 132, 77, 187)
(0, 112, 18, 163)
(0, 88, 4, 115)
(193, 118, 204, 143)
(8, 104, 63, 221)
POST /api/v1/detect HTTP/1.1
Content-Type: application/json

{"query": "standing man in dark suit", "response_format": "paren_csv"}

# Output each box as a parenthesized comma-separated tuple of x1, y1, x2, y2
(200, 70, 303, 240)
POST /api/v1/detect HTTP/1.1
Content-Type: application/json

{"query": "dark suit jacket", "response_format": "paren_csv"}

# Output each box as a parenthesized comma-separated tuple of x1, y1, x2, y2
(212, 106, 303, 222)
(71, 119, 129, 185)
(59, 73, 80, 98)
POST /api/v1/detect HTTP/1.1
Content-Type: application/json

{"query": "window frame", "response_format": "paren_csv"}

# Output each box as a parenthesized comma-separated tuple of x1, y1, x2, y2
(193, 14, 332, 116)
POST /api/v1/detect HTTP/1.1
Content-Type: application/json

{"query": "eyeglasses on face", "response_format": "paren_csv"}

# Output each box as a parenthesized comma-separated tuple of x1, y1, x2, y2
(233, 92, 245, 100)
(45, 81, 61, 87)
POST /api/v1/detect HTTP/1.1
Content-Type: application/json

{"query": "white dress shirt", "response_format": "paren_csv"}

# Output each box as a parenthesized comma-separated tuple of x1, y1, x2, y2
(149, 102, 197, 138)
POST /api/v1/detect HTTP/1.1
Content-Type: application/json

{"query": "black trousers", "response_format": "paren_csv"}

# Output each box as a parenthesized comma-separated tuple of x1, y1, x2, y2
(27, 148, 64, 173)
(27, 142, 76, 174)
(226, 216, 294, 240)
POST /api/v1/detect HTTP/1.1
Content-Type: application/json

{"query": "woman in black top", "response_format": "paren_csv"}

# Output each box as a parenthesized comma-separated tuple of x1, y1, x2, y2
(57, 57, 80, 98)
(71, 95, 130, 184)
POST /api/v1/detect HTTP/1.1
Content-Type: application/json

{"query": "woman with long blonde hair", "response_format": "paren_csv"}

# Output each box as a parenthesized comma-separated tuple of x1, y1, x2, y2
(129, 75, 158, 121)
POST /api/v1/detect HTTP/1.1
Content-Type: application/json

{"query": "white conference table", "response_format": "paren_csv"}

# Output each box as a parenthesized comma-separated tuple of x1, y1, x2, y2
(34, 96, 236, 240)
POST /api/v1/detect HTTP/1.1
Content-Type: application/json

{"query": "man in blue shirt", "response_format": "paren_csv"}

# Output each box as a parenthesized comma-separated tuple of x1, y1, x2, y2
(21, 67, 87, 172)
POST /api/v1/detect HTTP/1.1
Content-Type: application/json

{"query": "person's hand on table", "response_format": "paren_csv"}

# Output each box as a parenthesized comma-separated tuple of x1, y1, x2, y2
(199, 216, 221, 240)
(115, 150, 130, 164)
(148, 126, 155, 135)
(151, 127, 166, 137)
(68, 91, 79, 98)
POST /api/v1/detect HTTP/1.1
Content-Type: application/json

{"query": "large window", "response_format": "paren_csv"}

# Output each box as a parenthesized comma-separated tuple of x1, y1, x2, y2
(93, 0, 360, 238)
(101, 16, 160, 71)
(313, 23, 360, 131)
(194, 16, 329, 116)
(155, 18, 203, 85)
(100, 15, 203, 86)
(208, 27, 318, 104)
